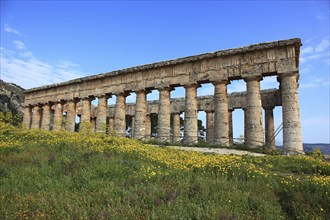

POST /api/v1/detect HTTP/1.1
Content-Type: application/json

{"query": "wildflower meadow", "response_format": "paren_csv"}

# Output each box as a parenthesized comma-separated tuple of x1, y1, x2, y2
(0, 114, 329, 219)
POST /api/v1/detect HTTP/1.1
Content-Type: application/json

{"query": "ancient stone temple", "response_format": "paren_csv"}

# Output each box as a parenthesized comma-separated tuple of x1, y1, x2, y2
(23, 38, 303, 152)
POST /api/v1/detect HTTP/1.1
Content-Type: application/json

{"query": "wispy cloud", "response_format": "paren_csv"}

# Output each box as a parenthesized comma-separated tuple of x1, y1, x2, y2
(13, 40, 26, 50)
(300, 37, 330, 64)
(300, 76, 330, 89)
(302, 116, 330, 126)
(315, 15, 326, 21)
(0, 41, 85, 89)
(4, 24, 22, 36)
(315, 38, 330, 53)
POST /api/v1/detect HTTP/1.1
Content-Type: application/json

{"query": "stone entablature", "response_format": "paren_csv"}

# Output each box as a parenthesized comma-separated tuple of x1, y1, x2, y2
(24, 38, 299, 106)
(23, 38, 302, 152)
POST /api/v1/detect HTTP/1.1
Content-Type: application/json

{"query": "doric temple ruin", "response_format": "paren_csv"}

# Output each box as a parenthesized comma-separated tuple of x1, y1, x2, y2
(23, 38, 303, 152)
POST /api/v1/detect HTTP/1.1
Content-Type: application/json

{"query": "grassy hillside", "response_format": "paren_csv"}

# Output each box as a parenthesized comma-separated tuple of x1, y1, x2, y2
(0, 121, 329, 219)
(0, 80, 25, 115)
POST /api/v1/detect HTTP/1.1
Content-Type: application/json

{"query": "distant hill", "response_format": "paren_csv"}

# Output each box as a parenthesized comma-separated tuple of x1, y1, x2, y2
(303, 143, 330, 155)
(0, 79, 25, 115)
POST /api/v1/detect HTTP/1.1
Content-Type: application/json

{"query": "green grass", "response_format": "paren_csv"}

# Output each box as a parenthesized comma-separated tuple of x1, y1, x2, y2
(0, 123, 329, 219)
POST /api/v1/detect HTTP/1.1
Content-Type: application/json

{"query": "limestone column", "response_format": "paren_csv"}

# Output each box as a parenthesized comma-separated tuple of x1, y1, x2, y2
(213, 80, 230, 146)
(228, 109, 234, 146)
(96, 95, 110, 133)
(22, 106, 32, 129)
(131, 116, 135, 137)
(91, 117, 96, 131)
(114, 93, 127, 136)
(134, 90, 148, 140)
(41, 103, 51, 130)
(66, 99, 77, 132)
(108, 116, 115, 133)
(184, 84, 198, 144)
(81, 97, 92, 123)
(172, 112, 181, 143)
(53, 101, 64, 131)
(243, 108, 247, 142)
(145, 114, 151, 140)
(279, 73, 303, 152)
(264, 106, 275, 150)
(31, 105, 41, 129)
(157, 87, 172, 142)
(244, 77, 264, 147)
(205, 111, 214, 144)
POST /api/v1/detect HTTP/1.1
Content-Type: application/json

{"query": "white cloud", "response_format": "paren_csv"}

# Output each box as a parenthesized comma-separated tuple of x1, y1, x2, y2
(0, 41, 85, 89)
(302, 116, 330, 126)
(316, 15, 326, 21)
(13, 40, 26, 50)
(300, 76, 330, 89)
(300, 37, 330, 64)
(315, 38, 330, 53)
(301, 46, 313, 55)
(300, 65, 312, 74)
(4, 24, 21, 36)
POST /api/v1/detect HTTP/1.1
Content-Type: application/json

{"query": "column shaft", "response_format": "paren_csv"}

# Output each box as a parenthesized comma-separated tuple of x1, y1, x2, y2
(53, 102, 63, 131)
(157, 88, 171, 142)
(131, 116, 135, 137)
(264, 107, 275, 150)
(41, 104, 51, 130)
(243, 108, 247, 142)
(213, 81, 229, 146)
(22, 106, 32, 129)
(244, 77, 264, 147)
(134, 90, 147, 140)
(96, 95, 109, 133)
(228, 110, 233, 146)
(280, 73, 303, 152)
(172, 112, 181, 143)
(108, 117, 115, 134)
(114, 93, 127, 136)
(206, 111, 214, 143)
(145, 114, 151, 140)
(184, 84, 198, 144)
(66, 100, 76, 132)
(81, 98, 91, 123)
(31, 105, 41, 129)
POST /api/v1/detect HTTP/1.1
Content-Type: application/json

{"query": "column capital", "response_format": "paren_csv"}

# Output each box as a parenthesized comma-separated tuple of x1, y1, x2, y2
(212, 79, 229, 86)
(157, 86, 173, 92)
(172, 111, 181, 115)
(243, 76, 262, 83)
(81, 96, 94, 102)
(263, 106, 275, 111)
(228, 108, 234, 112)
(72, 98, 80, 103)
(205, 110, 214, 114)
(54, 99, 66, 105)
(97, 93, 112, 99)
(33, 104, 42, 108)
(42, 103, 51, 109)
(183, 83, 200, 89)
(115, 92, 130, 97)
(277, 71, 299, 81)
(135, 89, 151, 95)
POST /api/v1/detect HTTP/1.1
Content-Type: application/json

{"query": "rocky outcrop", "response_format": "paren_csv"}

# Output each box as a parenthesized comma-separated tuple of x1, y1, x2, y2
(0, 80, 25, 115)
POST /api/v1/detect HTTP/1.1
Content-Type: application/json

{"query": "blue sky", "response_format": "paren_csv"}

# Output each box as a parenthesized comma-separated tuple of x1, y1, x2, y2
(1, 1, 329, 144)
